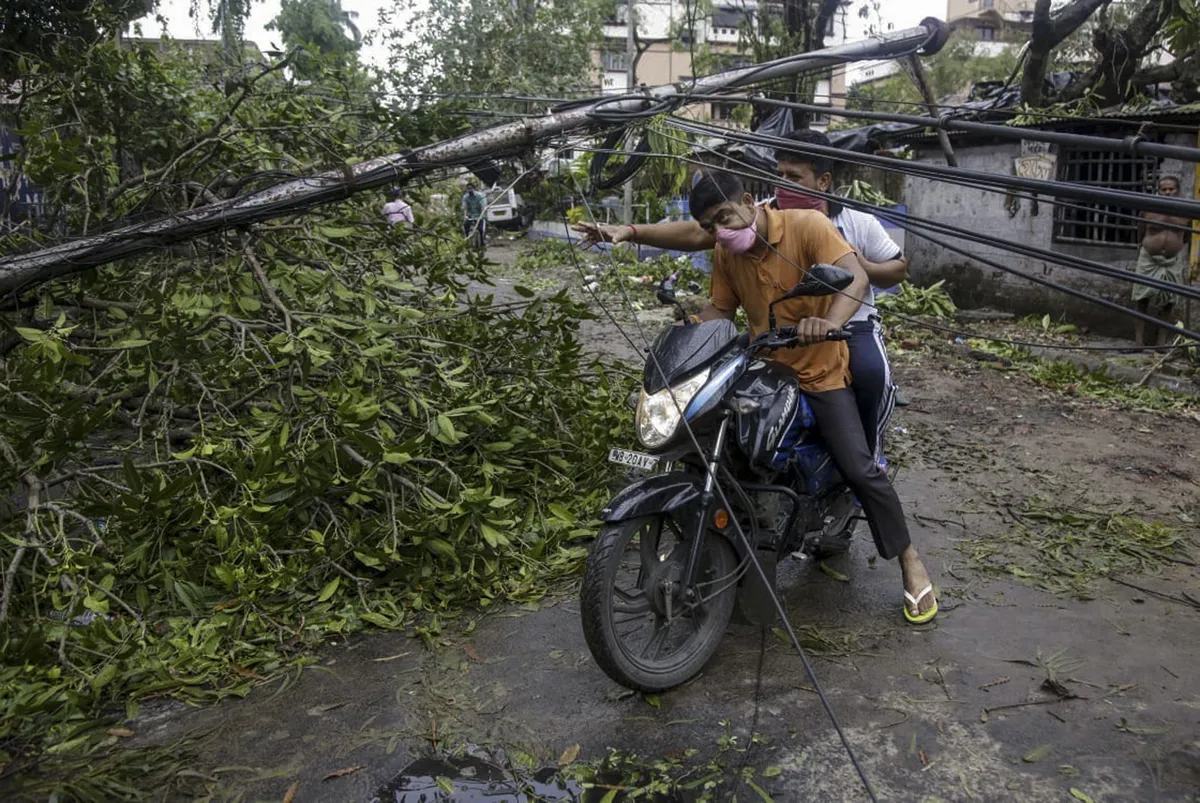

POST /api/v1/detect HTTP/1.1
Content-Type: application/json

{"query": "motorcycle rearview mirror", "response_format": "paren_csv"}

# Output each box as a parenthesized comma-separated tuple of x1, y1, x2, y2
(767, 263, 856, 329)
(657, 271, 694, 323)
(655, 273, 678, 306)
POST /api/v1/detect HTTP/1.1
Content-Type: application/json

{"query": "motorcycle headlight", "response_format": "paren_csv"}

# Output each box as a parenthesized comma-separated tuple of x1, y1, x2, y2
(636, 368, 711, 449)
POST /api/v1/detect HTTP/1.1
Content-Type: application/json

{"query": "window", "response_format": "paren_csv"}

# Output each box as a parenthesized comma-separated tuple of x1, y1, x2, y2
(982, 0, 995, 7)
(1053, 147, 1158, 246)
(713, 102, 739, 121)
(711, 8, 745, 28)
(605, 0, 628, 25)
(979, 26, 995, 41)
(600, 50, 629, 72)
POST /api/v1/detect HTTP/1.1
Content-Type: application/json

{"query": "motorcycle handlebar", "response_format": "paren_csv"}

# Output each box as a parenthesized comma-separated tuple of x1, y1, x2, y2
(754, 326, 851, 349)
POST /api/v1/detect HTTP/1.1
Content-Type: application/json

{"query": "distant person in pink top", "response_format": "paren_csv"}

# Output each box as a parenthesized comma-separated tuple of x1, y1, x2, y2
(382, 188, 413, 226)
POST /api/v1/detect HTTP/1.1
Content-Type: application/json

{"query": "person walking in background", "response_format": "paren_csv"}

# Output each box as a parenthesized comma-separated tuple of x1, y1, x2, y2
(461, 180, 487, 249)
(1133, 175, 1190, 347)
(382, 188, 413, 226)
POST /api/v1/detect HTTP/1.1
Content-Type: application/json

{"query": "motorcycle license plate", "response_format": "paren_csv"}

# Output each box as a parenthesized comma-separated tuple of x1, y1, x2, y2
(608, 448, 660, 471)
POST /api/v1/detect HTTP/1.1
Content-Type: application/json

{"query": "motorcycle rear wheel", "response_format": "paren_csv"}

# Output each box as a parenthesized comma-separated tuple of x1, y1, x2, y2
(580, 516, 738, 693)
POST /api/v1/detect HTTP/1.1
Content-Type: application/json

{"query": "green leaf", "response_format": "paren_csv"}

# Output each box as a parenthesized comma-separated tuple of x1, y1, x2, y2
(746, 778, 775, 802)
(91, 663, 119, 695)
(1070, 789, 1095, 803)
(763, 765, 783, 778)
(1023, 744, 1052, 762)
(480, 523, 510, 548)
(547, 503, 574, 522)
(319, 226, 356, 239)
(425, 538, 456, 559)
(317, 577, 341, 602)
(14, 327, 45, 342)
(110, 339, 151, 349)
(513, 285, 536, 298)
(435, 413, 460, 444)
(354, 551, 382, 568)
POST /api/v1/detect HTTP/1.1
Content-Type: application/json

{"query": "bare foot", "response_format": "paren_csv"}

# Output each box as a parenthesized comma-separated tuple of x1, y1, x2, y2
(900, 546, 935, 617)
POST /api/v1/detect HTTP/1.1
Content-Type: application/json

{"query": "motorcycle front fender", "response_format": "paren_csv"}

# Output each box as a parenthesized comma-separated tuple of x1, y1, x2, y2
(599, 471, 751, 560)
(599, 471, 703, 529)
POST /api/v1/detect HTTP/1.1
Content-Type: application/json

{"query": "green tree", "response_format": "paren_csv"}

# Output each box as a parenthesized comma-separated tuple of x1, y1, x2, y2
(0, 0, 154, 77)
(1018, 0, 1200, 108)
(268, 0, 363, 76)
(388, 0, 611, 104)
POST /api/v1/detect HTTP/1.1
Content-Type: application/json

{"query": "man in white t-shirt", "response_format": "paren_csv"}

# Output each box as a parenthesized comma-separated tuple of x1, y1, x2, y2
(382, 188, 413, 226)
(573, 129, 908, 465)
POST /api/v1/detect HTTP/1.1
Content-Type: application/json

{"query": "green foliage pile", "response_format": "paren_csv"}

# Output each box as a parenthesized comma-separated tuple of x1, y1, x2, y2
(961, 497, 1194, 598)
(874, 279, 957, 320)
(0, 36, 627, 791)
(965, 339, 1198, 413)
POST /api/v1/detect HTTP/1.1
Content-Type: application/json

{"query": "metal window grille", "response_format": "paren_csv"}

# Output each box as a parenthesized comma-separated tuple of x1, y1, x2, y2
(600, 50, 629, 72)
(1053, 147, 1158, 246)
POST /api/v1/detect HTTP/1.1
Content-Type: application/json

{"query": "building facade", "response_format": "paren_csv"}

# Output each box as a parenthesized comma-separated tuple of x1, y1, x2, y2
(594, 1, 849, 129)
(897, 114, 1199, 335)
(946, 0, 1035, 55)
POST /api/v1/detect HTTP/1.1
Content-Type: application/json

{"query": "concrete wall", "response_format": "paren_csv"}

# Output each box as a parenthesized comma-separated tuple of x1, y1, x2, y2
(901, 134, 1197, 337)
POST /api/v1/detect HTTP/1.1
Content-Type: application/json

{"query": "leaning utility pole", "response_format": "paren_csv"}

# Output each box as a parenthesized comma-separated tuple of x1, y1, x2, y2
(0, 19, 950, 295)
(623, 0, 636, 226)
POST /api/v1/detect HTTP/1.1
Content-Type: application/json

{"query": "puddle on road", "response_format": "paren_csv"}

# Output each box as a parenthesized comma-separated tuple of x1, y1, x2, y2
(373, 753, 582, 802)
(373, 747, 688, 802)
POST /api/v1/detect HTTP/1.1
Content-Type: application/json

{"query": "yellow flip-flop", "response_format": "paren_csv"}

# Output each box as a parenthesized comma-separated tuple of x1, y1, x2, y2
(904, 584, 938, 624)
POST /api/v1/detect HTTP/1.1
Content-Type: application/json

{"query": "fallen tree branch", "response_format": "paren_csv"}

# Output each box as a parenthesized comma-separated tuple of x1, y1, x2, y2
(1, 475, 42, 626)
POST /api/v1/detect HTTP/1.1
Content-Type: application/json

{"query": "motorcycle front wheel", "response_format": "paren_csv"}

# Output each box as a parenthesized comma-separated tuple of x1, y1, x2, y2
(580, 515, 738, 693)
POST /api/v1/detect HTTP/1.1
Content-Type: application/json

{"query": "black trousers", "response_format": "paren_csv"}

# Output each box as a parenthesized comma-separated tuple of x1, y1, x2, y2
(846, 316, 897, 461)
(806, 388, 911, 561)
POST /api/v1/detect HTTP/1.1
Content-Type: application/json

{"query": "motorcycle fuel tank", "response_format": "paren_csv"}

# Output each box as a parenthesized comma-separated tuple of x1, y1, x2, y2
(731, 359, 810, 472)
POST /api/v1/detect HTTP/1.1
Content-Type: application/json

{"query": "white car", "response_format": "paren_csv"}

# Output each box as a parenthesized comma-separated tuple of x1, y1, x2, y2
(485, 186, 531, 230)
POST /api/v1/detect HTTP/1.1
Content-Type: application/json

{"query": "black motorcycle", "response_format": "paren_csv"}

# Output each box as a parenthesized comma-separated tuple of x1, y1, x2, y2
(580, 265, 864, 692)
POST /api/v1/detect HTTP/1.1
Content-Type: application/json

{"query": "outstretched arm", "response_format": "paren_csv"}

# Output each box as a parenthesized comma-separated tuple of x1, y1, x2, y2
(860, 255, 908, 289)
(573, 220, 716, 251)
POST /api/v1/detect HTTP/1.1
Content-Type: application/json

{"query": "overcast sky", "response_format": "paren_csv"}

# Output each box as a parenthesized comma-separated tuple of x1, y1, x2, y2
(134, 0, 949, 82)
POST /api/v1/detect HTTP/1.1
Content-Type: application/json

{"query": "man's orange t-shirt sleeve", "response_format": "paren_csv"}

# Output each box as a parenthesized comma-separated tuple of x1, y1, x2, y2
(709, 249, 741, 311)
(802, 213, 855, 268)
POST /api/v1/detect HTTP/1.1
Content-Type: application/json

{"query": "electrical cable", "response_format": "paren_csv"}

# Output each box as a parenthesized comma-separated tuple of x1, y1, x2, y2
(667, 133, 1200, 346)
(580, 139, 1196, 237)
(667, 116, 1200, 220)
(658, 122, 1200, 344)
(563, 160, 880, 803)
(676, 93, 1200, 164)
(574, 136, 1200, 316)
(571, 136, 1197, 352)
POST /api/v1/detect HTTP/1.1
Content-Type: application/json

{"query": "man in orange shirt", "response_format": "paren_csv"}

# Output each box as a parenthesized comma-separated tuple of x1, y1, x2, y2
(689, 172, 936, 623)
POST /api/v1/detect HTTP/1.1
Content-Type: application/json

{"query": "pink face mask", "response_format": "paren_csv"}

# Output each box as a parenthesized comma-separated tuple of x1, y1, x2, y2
(715, 219, 759, 254)
(776, 186, 826, 212)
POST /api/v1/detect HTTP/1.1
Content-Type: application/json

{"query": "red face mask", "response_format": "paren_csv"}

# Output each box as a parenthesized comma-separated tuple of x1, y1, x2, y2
(776, 186, 826, 212)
